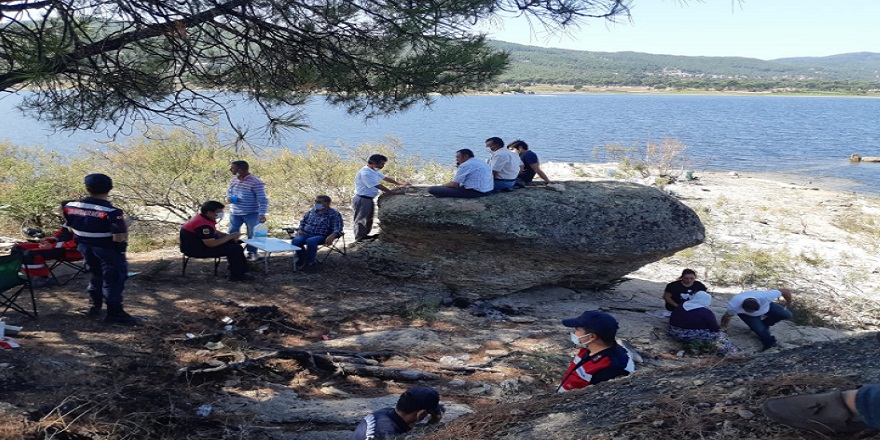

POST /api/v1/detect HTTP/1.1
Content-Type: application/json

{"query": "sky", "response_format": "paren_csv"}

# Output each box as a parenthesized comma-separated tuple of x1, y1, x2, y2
(481, 0, 880, 60)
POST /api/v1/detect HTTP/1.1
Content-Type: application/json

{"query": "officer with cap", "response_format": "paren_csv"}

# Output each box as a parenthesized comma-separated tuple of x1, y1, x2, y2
(64, 174, 137, 325)
(558, 311, 635, 392)
(350, 386, 445, 440)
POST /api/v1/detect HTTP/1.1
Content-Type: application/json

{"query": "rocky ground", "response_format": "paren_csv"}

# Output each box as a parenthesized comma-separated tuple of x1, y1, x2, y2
(0, 166, 879, 439)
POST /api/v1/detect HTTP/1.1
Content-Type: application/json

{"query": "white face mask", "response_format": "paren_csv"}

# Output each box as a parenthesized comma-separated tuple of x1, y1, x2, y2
(569, 332, 585, 347)
(215, 211, 224, 220)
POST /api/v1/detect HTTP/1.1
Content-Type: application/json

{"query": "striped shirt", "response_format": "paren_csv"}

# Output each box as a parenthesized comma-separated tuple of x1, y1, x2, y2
(227, 174, 269, 216)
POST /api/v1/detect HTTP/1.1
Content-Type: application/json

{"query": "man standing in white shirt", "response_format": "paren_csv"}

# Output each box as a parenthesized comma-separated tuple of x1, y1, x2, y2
(352, 154, 409, 242)
(720, 288, 793, 350)
(428, 149, 494, 198)
(485, 136, 520, 192)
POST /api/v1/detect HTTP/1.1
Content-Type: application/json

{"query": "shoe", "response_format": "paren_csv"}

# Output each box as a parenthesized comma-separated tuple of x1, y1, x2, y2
(86, 306, 104, 320)
(762, 389, 867, 434)
(229, 273, 255, 282)
(103, 310, 140, 326)
(301, 262, 320, 273)
(761, 337, 778, 351)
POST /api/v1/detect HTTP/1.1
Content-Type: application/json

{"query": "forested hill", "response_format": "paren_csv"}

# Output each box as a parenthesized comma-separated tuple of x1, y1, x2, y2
(489, 41, 880, 93)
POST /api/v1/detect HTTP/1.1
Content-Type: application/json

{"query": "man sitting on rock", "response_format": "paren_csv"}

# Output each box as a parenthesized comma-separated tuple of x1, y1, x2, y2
(720, 288, 793, 351)
(428, 148, 494, 198)
(290, 195, 343, 270)
(558, 311, 635, 392)
(350, 386, 445, 440)
(507, 139, 553, 187)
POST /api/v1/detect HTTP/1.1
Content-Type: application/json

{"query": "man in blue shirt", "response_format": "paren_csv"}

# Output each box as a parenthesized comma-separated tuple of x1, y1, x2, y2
(507, 140, 553, 187)
(64, 174, 137, 325)
(226, 160, 269, 260)
(350, 387, 444, 440)
(291, 195, 344, 270)
(428, 149, 494, 198)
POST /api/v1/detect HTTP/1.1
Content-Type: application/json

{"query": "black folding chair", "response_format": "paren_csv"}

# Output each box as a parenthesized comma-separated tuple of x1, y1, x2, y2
(0, 254, 38, 318)
(282, 228, 347, 263)
(46, 248, 89, 286)
(180, 254, 222, 276)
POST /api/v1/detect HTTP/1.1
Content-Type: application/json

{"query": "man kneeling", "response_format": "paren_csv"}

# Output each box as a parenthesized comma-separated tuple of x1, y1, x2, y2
(180, 201, 252, 281)
(291, 195, 343, 270)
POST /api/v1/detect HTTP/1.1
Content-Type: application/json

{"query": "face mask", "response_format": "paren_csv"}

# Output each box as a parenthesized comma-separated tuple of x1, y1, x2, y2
(569, 332, 585, 347)
(486, 146, 494, 153)
(215, 212, 224, 220)
(314, 203, 324, 211)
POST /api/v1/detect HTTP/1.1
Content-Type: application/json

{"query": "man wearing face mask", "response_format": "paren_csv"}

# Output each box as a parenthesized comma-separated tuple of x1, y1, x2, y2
(180, 201, 252, 281)
(291, 195, 343, 271)
(350, 386, 445, 440)
(558, 311, 635, 393)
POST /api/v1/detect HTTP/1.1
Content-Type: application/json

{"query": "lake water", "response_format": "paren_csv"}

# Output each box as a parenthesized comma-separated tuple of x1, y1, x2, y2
(1, 93, 879, 194)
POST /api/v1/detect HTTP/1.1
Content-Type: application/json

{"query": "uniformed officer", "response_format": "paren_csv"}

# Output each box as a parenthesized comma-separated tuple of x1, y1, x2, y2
(64, 174, 137, 325)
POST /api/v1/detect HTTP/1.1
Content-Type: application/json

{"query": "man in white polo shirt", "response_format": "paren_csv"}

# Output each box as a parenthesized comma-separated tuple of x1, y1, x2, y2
(720, 288, 793, 350)
(352, 154, 409, 242)
(428, 149, 494, 198)
(485, 136, 521, 192)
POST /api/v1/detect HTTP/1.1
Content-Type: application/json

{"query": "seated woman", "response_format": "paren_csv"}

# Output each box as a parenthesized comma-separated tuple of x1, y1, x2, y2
(662, 268, 708, 312)
(180, 201, 252, 282)
(10, 200, 79, 287)
(668, 291, 738, 356)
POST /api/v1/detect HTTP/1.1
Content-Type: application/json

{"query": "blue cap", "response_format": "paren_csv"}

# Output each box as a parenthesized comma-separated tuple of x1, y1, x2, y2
(84, 173, 113, 193)
(562, 311, 619, 341)
(396, 387, 441, 414)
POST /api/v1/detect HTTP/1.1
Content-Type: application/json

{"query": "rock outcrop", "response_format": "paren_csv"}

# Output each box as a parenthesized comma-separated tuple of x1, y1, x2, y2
(360, 181, 704, 299)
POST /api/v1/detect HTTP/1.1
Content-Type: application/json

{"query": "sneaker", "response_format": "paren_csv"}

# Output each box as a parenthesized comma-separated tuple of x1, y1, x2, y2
(229, 273, 255, 282)
(103, 310, 140, 326)
(762, 389, 867, 434)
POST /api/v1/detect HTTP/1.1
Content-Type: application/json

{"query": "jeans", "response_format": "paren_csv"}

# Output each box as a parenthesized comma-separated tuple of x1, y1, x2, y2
(427, 186, 490, 198)
(737, 302, 792, 348)
(229, 212, 260, 255)
(78, 243, 127, 308)
(291, 233, 326, 264)
(856, 383, 880, 429)
(492, 179, 516, 191)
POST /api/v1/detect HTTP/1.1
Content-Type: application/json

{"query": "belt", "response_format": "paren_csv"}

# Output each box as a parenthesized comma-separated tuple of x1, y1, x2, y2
(494, 178, 516, 182)
(357, 195, 374, 199)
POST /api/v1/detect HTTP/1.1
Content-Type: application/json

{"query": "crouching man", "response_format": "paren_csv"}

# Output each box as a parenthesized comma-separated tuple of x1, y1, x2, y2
(180, 201, 253, 282)
(350, 387, 444, 440)
(558, 311, 635, 392)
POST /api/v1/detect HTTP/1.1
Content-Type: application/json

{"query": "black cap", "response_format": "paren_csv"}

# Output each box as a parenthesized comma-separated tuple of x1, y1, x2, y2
(561, 311, 619, 341)
(84, 173, 113, 194)
(396, 387, 441, 414)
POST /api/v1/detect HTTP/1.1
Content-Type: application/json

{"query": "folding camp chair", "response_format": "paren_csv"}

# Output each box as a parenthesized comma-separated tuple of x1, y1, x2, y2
(282, 228, 347, 263)
(46, 248, 89, 286)
(0, 254, 38, 318)
(181, 254, 222, 276)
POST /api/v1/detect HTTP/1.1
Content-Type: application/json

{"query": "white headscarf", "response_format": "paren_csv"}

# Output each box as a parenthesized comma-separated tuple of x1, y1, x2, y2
(683, 290, 712, 311)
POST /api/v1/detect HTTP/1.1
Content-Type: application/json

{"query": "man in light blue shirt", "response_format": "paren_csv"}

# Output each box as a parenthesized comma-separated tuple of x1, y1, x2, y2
(428, 149, 494, 198)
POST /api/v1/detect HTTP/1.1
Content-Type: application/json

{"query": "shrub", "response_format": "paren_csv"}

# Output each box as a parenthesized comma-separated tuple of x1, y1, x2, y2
(592, 139, 690, 187)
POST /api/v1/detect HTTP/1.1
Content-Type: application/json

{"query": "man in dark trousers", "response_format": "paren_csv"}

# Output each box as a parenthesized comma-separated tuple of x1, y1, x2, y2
(64, 174, 137, 325)
(180, 201, 253, 282)
(350, 387, 445, 440)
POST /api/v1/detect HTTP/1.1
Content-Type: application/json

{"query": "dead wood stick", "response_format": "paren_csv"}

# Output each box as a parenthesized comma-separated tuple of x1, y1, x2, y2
(334, 363, 438, 381)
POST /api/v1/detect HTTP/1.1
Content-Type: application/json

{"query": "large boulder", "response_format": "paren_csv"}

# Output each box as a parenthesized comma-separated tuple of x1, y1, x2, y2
(361, 181, 704, 299)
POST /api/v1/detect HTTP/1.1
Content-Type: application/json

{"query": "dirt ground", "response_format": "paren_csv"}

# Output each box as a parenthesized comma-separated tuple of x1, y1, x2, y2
(1, 167, 879, 439)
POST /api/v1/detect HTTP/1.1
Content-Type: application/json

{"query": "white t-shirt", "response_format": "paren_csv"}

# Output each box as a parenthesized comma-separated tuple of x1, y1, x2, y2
(354, 166, 385, 198)
(488, 148, 521, 180)
(726, 290, 782, 316)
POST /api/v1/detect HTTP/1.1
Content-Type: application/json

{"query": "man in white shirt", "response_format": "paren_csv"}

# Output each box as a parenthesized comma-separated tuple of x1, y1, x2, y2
(428, 149, 494, 198)
(485, 136, 521, 192)
(352, 154, 409, 242)
(720, 288, 793, 350)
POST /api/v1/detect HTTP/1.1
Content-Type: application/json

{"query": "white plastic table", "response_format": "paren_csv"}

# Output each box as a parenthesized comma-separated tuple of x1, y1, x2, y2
(241, 238, 301, 273)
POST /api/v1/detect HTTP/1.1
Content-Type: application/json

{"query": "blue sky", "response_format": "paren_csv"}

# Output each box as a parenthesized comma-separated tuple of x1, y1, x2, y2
(482, 0, 880, 60)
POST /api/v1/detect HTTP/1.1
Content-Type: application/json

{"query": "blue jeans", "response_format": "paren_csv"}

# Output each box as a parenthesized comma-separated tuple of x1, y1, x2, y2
(291, 233, 326, 264)
(738, 302, 793, 348)
(857, 384, 880, 429)
(229, 212, 260, 255)
(78, 243, 127, 308)
(493, 180, 516, 191)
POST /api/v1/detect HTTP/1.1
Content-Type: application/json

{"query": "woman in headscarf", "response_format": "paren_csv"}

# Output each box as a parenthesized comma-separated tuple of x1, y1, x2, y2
(667, 291, 738, 356)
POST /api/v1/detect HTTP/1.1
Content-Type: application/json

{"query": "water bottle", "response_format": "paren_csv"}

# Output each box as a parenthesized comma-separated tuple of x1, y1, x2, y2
(253, 222, 269, 239)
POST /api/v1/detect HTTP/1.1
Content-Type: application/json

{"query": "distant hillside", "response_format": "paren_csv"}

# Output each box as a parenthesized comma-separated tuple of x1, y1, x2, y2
(488, 41, 880, 93)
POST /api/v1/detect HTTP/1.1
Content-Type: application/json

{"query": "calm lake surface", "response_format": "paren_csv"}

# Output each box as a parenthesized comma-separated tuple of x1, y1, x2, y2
(1, 93, 879, 194)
